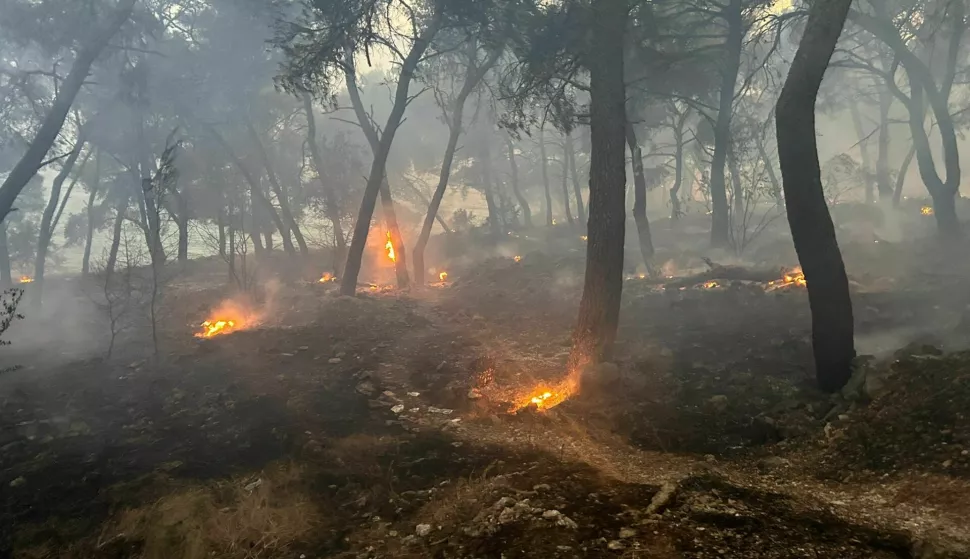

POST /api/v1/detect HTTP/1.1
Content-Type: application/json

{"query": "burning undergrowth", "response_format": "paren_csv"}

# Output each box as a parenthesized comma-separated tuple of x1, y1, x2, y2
(194, 280, 281, 339)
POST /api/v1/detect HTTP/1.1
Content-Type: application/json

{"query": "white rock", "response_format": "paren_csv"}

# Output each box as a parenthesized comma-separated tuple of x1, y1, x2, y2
(608, 540, 626, 551)
(328, 357, 342, 364)
(391, 404, 405, 414)
(415, 524, 433, 537)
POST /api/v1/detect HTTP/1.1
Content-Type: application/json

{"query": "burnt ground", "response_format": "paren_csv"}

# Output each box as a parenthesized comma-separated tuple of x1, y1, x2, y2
(3, 218, 970, 558)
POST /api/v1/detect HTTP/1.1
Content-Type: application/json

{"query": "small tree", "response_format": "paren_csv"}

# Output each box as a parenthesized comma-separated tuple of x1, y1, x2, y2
(0, 288, 24, 373)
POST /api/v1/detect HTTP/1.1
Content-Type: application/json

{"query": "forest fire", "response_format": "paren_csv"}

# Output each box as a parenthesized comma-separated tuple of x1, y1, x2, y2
(921, 205, 934, 216)
(384, 232, 396, 262)
(318, 272, 336, 283)
(18, 276, 33, 283)
(767, 266, 807, 290)
(513, 255, 522, 263)
(703, 280, 719, 289)
(196, 319, 238, 338)
(438, 271, 448, 281)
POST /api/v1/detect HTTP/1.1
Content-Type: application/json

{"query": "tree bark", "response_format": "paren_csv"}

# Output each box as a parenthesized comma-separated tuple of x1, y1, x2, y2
(559, 141, 574, 226)
(0, 0, 136, 223)
(106, 195, 129, 278)
(892, 142, 917, 208)
(339, 14, 442, 295)
(626, 122, 654, 268)
(507, 138, 533, 227)
(482, 134, 503, 235)
(849, 102, 875, 204)
(776, 0, 855, 393)
(247, 119, 308, 256)
(303, 92, 346, 274)
(539, 127, 554, 226)
(566, 132, 587, 225)
(569, 0, 628, 372)
(0, 222, 11, 287)
(82, 150, 101, 276)
(708, 0, 742, 248)
(34, 133, 88, 307)
(670, 109, 689, 219)
(136, 116, 166, 267)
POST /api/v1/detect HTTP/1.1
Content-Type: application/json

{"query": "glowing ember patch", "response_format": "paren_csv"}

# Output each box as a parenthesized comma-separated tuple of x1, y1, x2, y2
(319, 272, 336, 283)
(638, 274, 646, 280)
(703, 280, 719, 289)
(580, 235, 588, 241)
(196, 319, 237, 338)
(18, 276, 33, 283)
(768, 266, 806, 290)
(439, 271, 448, 281)
(385, 231, 396, 262)
(513, 255, 522, 263)
(921, 206, 934, 216)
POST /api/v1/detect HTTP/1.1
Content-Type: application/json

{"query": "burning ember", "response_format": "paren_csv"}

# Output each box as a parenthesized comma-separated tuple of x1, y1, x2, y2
(580, 235, 588, 241)
(438, 271, 448, 281)
(384, 231, 396, 262)
(513, 255, 522, 263)
(196, 319, 237, 338)
(703, 280, 719, 289)
(318, 272, 336, 283)
(767, 266, 807, 290)
(18, 275, 33, 284)
(516, 377, 577, 411)
(921, 205, 934, 216)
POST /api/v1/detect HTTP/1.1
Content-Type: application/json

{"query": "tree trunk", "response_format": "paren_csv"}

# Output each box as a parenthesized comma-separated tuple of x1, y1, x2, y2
(82, 150, 101, 276)
(175, 192, 189, 263)
(303, 92, 346, 274)
(414, 117, 465, 286)
(559, 143, 574, 226)
(507, 138, 533, 227)
(218, 212, 227, 259)
(708, 0, 742, 248)
(776, 0, 855, 393)
(264, 231, 274, 252)
(566, 132, 587, 225)
(106, 196, 129, 278)
(247, 120, 308, 256)
(34, 133, 88, 307)
(728, 145, 743, 220)
(849, 102, 875, 204)
(0, 0, 136, 223)
(875, 88, 894, 199)
(670, 110, 688, 219)
(339, 16, 441, 295)
(481, 130, 503, 236)
(892, 142, 917, 208)
(539, 127, 554, 226)
(0, 222, 11, 287)
(569, 0, 627, 372)
(626, 122, 654, 268)
(136, 116, 166, 267)
(755, 131, 782, 202)
(52, 148, 92, 235)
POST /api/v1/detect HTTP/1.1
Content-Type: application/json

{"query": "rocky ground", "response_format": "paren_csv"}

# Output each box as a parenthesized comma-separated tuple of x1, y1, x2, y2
(2, 218, 970, 558)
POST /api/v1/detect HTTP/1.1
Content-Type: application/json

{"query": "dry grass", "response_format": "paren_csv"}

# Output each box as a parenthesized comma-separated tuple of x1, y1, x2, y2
(89, 462, 320, 559)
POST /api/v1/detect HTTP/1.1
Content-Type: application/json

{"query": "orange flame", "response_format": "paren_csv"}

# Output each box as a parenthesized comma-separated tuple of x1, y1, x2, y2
(703, 280, 719, 289)
(18, 275, 33, 284)
(196, 319, 237, 338)
(439, 271, 448, 281)
(319, 272, 336, 283)
(385, 231, 396, 262)
(513, 255, 522, 263)
(921, 205, 934, 216)
(767, 266, 807, 290)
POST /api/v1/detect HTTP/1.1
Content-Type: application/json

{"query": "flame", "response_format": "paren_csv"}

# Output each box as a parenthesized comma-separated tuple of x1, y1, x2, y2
(196, 319, 237, 338)
(768, 266, 806, 291)
(513, 255, 522, 263)
(439, 271, 448, 281)
(319, 272, 336, 283)
(921, 205, 934, 216)
(18, 275, 33, 284)
(703, 280, 719, 289)
(580, 235, 588, 241)
(515, 375, 578, 411)
(385, 231, 396, 262)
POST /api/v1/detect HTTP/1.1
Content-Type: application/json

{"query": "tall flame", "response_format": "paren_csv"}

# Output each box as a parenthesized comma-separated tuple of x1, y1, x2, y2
(385, 231, 396, 262)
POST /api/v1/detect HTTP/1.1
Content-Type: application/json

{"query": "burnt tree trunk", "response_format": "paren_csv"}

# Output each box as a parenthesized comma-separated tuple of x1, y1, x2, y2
(34, 133, 88, 307)
(567, 133, 587, 225)
(569, 0, 628, 371)
(82, 150, 101, 276)
(303, 92, 346, 274)
(507, 138, 533, 227)
(626, 122, 654, 268)
(340, 16, 442, 295)
(708, 0, 742, 248)
(892, 142, 917, 208)
(539, 128, 554, 226)
(776, 0, 855, 392)
(0, 0, 136, 223)
(106, 196, 129, 278)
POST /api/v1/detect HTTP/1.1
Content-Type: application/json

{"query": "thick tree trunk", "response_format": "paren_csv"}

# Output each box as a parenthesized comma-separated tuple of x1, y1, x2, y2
(569, 0, 627, 372)
(303, 92, 346, 274)
(626, 123, 654, 268)
(106, 196, 129, 278)
(507, 139, 533, 227)
(247, 120, 308, 256)
(34, 134, 88, 307)
(849, 102, 875, 204)
(340, 16, 441, 295)
(892, 142, 917, 208)
(539, 128, 554, 226)
(708, 0, 742, 248)
(0, 0, 136, 224)
(0, 223, 11, 287)
(875, 89, 894, 199)
(776, 0, 855, 393)
(566, 132, 587, 225)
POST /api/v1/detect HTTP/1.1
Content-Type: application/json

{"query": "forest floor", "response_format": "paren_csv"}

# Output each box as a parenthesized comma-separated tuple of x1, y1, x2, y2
(3, 209, 970, 558)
